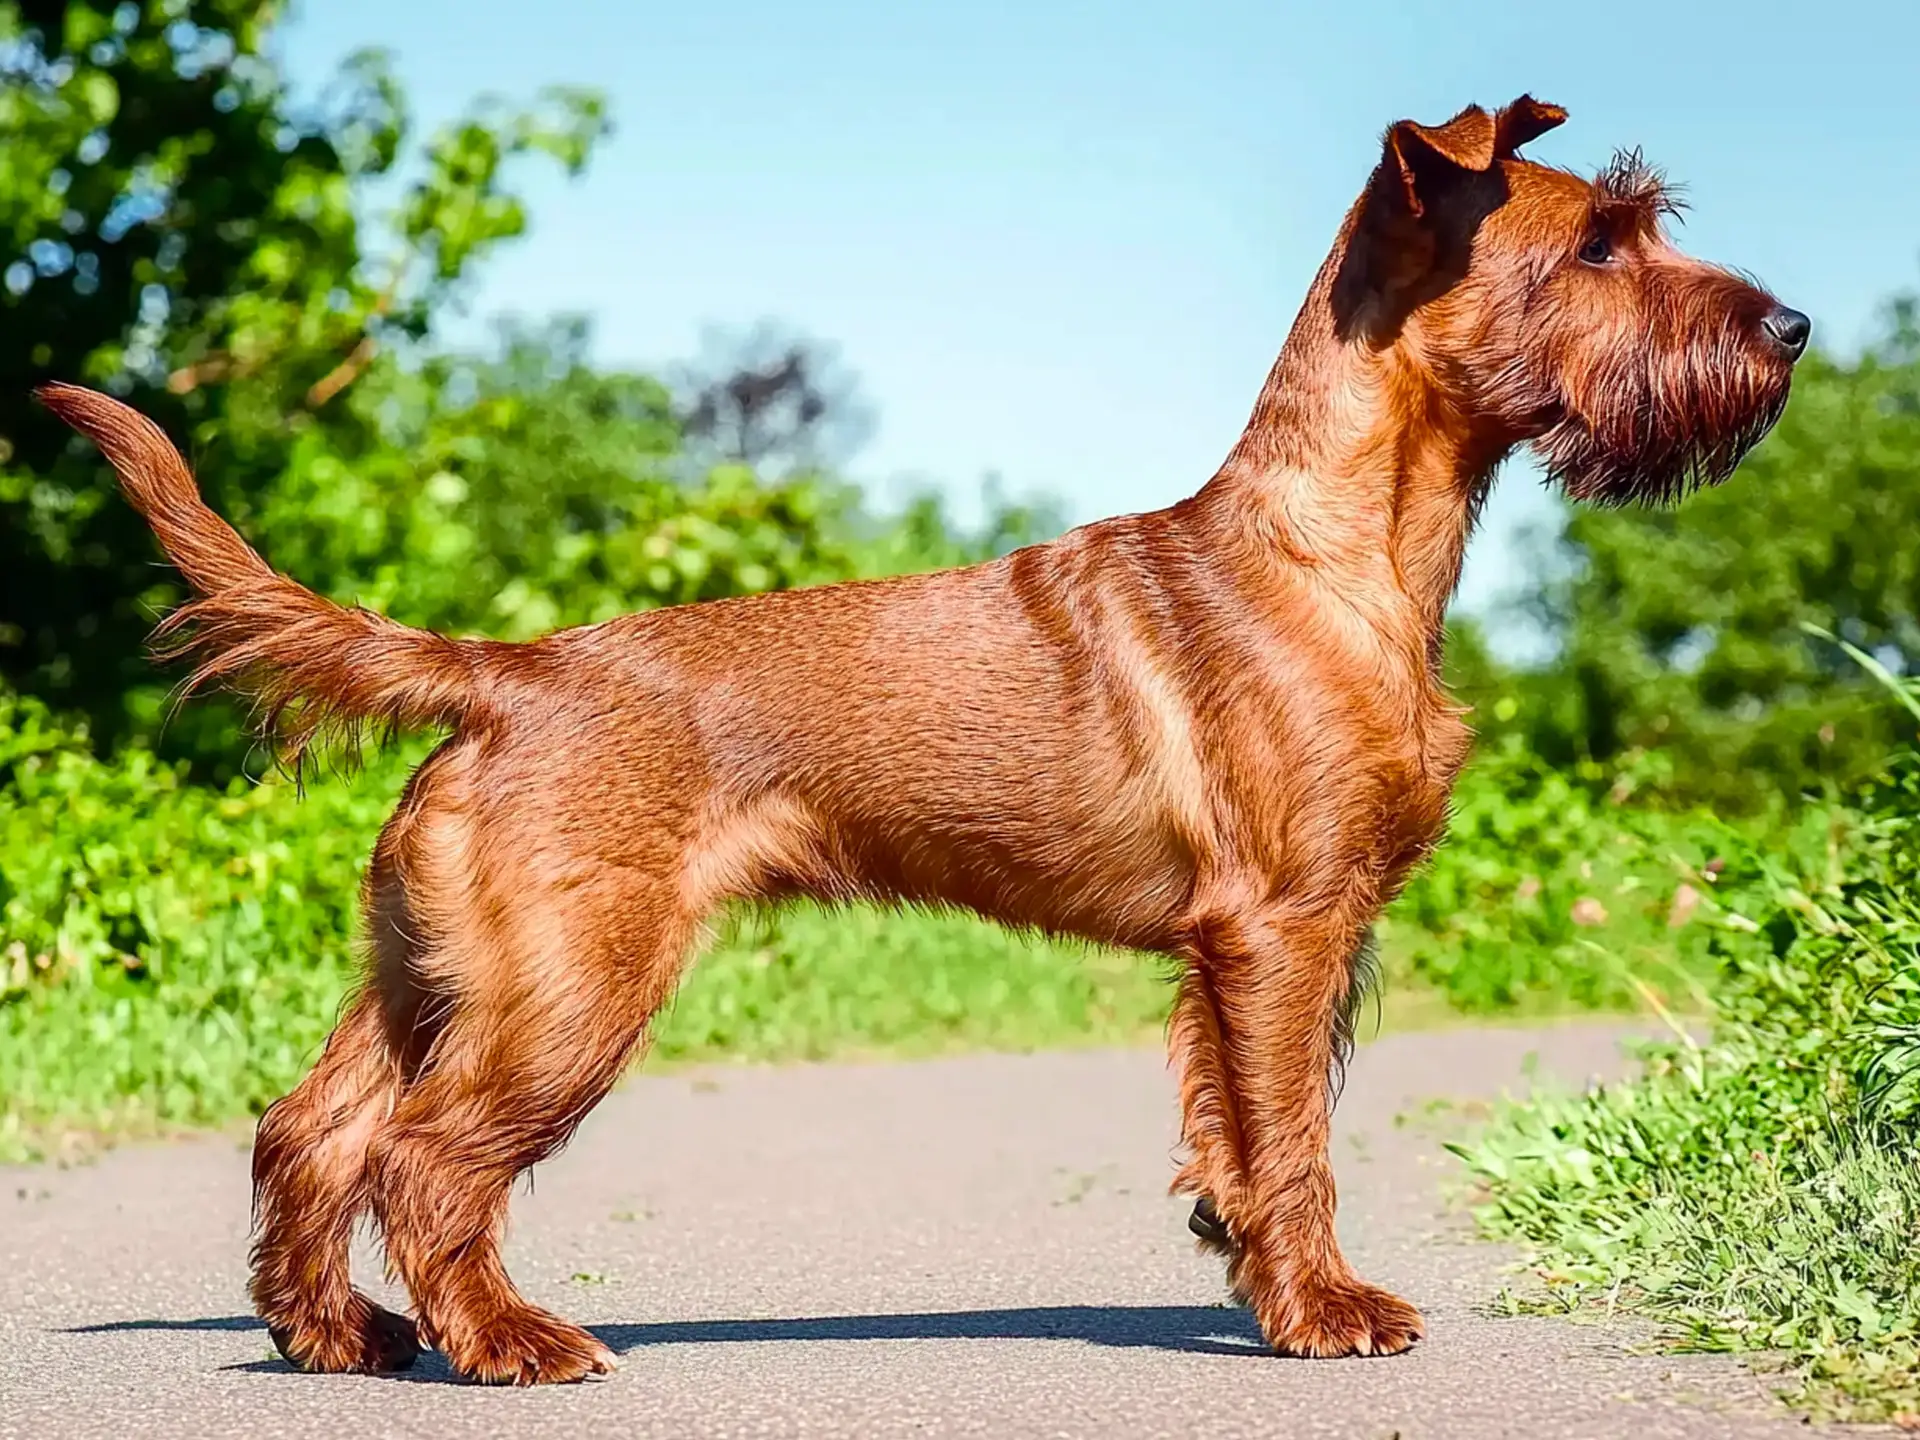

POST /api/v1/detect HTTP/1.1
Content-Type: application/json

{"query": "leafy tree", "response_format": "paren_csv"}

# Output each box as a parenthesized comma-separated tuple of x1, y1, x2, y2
(0, 0, 606, 757)
(672, 321, 877, 480)
(1489, 295, 1920, 808)
(248, 315, 1035, 645)
(0, 3, 1064, 787)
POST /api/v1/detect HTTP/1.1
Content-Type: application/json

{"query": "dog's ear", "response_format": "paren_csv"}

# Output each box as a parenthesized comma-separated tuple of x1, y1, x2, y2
(1335, 105, 1500, 335)
(1380, 106, 1498, 220)
(1493, 95, 1567, 158)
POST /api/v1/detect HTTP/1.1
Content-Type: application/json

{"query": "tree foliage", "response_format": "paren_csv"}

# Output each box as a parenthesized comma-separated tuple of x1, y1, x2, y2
(672, 321, 877, 479)
(1470, 298, 1920, 809)
(0, 0, 610, 757)
(0, 2, 1057, 779)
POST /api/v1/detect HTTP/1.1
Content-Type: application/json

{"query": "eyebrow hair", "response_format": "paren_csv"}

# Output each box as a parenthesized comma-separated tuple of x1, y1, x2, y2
(1592, 147, 1688, 231)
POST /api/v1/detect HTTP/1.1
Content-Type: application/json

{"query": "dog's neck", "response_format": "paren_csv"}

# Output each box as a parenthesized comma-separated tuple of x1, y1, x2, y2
(1198, 261, 1513, 653)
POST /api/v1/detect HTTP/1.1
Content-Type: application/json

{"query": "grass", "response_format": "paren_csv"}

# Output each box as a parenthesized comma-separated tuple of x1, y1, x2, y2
(1, 691, 1733, 1163)
(0, 889, 1179, 1163)
(1463, 1103, 1920, 1425)
(1449, 747, 1920, 1426)
(20, 680, 1920, 1423)
(0, 872, 1497, 1164)
(653, 902, 1174, 1066)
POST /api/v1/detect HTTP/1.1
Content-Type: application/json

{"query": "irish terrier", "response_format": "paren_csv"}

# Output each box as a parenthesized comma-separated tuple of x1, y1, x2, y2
(39, 93, 1806, 1384)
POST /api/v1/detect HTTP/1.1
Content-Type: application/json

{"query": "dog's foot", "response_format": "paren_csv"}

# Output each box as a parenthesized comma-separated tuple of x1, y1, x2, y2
(1259, 1276, 1425, 1358)
(267, 1294, 421, 1374)
(434, 1304, 618, 1386)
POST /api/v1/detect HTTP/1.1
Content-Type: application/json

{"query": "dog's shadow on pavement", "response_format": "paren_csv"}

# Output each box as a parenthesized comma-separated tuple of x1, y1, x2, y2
(592, 1304, 1269, 1359)
(71, 1304, 1270, 1382)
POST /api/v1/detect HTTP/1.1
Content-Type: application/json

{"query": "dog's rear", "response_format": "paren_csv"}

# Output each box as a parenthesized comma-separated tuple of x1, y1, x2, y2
(36, 92, 1809, 1386)
(41, 385, 663, 1377)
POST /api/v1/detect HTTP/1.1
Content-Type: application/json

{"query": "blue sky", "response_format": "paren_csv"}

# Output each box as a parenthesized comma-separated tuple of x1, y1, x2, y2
(277, 1, 1919, 650)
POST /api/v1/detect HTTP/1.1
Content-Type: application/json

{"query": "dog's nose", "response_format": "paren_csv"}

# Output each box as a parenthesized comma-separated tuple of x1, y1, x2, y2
(1761, 306, 1811, 359)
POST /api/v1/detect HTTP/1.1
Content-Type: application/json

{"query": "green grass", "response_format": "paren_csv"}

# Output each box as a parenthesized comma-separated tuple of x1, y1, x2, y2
(0, 878, 1183, 1163)
(1450, 751, 1920, 1426)
(24, 677, 1920, 1423)
(0, 691, 1186, 1160)
(1383, 735, 1735, 1018)
(655, 902, 1174, 1065)
(1, 688, 1734, 1162)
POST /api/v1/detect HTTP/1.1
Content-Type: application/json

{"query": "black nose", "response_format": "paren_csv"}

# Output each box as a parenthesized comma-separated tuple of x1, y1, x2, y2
(1761, 306, 1811, 359)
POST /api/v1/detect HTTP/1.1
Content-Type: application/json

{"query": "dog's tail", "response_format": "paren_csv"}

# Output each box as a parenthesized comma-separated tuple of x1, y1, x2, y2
(37, 383, 492, 757)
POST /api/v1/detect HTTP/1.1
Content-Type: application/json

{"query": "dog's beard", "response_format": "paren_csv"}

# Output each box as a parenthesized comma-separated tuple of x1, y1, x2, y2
(1530, 344, 1792, 507)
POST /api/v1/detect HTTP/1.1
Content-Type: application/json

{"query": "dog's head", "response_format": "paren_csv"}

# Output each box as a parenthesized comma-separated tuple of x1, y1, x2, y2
(1331, 96, 1803, 504)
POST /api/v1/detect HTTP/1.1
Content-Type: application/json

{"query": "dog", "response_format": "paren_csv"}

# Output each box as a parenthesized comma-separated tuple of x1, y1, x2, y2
(38, 93, 1806, 1384)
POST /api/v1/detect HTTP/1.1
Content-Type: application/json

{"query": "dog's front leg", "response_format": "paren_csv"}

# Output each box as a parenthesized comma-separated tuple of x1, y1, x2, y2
(1171, 901, 1422, 1358)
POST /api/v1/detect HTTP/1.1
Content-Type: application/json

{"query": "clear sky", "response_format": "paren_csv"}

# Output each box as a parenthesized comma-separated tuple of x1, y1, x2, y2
(276, 1, 1919, 651)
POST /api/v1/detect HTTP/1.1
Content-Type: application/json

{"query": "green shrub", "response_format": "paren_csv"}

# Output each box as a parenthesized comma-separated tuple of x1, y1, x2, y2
(0, 690, 400, 1155)
(1382, 735, 1733, 1015)
(3, 668, 1752, 1160)
(1452, 747, 1920, 1423)
(0, 690, 1169, 1160)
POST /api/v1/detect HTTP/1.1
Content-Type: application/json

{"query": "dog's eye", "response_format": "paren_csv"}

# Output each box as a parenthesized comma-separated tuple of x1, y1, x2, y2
(1578, 234, 1613, 266)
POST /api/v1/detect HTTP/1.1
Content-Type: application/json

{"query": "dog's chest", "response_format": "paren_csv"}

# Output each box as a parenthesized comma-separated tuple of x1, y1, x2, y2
(1374, 692, 1473, 882)
(1203, 654, 1471, 877)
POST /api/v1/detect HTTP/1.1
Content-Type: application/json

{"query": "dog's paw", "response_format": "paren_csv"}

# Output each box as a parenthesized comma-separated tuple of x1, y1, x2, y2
(436, 1305, 618, 1386)
(1260, 1277, 1424, 1358)
(268, 1296, 421, 1374)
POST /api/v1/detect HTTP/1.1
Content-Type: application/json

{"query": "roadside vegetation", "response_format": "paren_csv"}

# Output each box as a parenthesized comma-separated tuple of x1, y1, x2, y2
(5, 2, 1919, 1422)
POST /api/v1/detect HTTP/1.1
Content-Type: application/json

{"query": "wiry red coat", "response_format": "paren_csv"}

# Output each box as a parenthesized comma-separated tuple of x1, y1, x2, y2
(38, 92, 1803, 1384)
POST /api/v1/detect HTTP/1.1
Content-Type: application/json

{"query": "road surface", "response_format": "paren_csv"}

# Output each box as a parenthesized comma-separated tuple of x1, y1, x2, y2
(3, 1025, 1826, 1438)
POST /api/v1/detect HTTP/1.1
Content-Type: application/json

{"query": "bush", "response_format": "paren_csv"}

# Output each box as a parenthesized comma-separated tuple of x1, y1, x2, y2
(0, 689, 398, 1155)
(2, 667, 1755, 1161)
(0, 689, 1171, 1160)
(1451, 743, 1920, 1423)
(1382, 735, 1733, 1015)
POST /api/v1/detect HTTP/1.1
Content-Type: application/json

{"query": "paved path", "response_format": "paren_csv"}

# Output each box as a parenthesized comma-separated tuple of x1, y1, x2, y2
(3, 1025, 1830, 1439)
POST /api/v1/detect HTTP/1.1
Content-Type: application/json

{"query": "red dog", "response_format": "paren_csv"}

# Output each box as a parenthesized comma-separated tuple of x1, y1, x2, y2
(41, 93, 1805, 1384)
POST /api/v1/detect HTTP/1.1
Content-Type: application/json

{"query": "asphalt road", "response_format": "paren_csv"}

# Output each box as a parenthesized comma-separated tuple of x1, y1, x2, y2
(3, 1024, 1832, 1439)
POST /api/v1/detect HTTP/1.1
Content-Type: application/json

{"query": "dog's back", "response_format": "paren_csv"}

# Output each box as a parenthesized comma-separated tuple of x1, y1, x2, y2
(36, 92, 1808, 1383)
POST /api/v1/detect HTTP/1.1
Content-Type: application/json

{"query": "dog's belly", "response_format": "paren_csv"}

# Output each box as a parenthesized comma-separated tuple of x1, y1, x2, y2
(699, 731, 1196, 952)
(815, 773, 1200, 952)
(651, 559, 1207, 950)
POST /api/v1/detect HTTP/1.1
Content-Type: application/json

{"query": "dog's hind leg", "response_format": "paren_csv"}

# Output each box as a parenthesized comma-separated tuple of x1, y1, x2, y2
(363, 860, 697, 1386)
(248, 771, 460, 1374)
(249, 986, 421, 1373)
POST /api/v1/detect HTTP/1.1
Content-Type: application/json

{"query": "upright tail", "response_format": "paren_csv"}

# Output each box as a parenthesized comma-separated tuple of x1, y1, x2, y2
(36, 383, 491, 758)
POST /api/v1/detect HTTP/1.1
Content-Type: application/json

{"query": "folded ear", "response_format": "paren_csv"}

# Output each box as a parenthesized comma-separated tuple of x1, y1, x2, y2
(1335, 105, 1500, 334)
(1380, 105, 1499, 219)
(1493, 95, 1567, 158)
